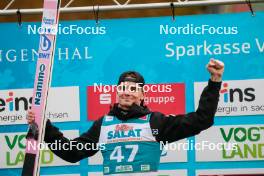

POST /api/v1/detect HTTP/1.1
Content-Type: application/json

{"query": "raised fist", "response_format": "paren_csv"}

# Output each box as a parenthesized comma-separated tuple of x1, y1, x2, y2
(207, 58, 224, 82)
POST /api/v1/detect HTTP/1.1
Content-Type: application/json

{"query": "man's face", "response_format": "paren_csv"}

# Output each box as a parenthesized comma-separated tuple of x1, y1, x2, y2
(117, 81, 144, 109)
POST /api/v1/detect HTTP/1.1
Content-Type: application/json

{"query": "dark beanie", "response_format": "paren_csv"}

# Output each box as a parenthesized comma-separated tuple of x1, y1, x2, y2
(118, 71, 145, 87)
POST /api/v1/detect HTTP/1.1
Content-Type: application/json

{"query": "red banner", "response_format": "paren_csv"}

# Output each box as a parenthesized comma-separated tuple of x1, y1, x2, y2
(87, 83, 185, 121)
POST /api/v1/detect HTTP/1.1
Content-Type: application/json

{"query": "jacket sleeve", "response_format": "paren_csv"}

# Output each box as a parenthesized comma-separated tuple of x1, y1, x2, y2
(44, 117, 103, 163)
(150, 79, 221, 143)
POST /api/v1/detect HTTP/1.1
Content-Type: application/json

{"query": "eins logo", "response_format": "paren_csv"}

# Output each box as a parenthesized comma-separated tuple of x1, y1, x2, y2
(0, 91, 32, 112)
(220, 83, 255, 103)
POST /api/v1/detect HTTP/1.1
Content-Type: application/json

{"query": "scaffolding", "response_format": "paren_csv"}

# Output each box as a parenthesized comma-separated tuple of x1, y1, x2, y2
(0, 0, 264, 15)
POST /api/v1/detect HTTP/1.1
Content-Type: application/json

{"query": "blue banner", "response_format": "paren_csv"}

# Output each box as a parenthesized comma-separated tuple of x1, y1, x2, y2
(0, 11, 264, 176)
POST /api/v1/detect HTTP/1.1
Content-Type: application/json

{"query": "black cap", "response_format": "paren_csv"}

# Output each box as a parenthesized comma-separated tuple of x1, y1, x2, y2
(118, 71, 145, 87)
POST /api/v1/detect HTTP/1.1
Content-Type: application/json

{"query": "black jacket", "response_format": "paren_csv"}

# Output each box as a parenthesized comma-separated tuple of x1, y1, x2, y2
(44, 79, 221, 163)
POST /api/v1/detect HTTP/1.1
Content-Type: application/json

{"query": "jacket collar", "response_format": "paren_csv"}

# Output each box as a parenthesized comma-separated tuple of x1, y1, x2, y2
(108, 103, 150, 121)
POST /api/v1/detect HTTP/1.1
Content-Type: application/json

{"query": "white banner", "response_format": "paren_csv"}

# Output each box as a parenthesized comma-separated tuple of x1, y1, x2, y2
(194, 79, 264, 116)
(0, 86, 80, 125)
(195, 125, 264, 161)
(0, 130, 79, 168)
(196, 168, 264, 175)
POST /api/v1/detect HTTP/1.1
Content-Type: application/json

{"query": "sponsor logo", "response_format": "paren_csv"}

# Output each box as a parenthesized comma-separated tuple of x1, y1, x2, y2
(0, 131, 79, 168)
(0, 47, 92, 63)
(40, 35, 51, 52)
(220, 82, 255, 103)
(115, 165, 133, 172)
(141, 164, 150, 171)
(107, 125, 142, 140)
(0, 91, 32, 124)
(115, 124, 133, 131)
(100, 93, 111, 104)
(0, 87, 80, 125)
(87, 83, 185, 120)
(39, 35, 52, 59)
(43, 17, 55, 25)
(105, 116, 113, 122)
(220, 126, 264, 160)
(34, 64, 46, 106)
(0, 92, 32, 112)
(39, 52, 50, 59)
(195, 125, 264, 161)
(194, 79, 264, 116)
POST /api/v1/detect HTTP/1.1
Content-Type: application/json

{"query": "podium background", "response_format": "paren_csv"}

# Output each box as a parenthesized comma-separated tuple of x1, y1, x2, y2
(0, 11, 263, 176)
